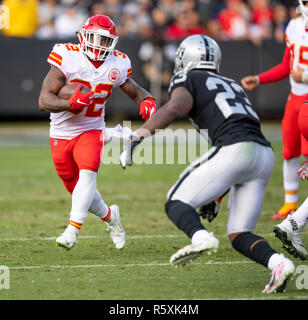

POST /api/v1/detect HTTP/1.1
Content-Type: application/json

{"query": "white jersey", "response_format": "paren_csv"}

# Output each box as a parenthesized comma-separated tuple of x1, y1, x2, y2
(286, 17, 308, 96)
(47, 43, 132, 139)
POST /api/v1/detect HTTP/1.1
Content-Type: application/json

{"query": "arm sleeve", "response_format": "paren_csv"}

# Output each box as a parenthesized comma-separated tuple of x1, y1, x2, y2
(258, 46, 290, 84)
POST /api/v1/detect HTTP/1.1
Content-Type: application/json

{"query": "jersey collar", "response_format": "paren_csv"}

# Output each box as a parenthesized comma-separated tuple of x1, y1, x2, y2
(88, 58, 104, 69)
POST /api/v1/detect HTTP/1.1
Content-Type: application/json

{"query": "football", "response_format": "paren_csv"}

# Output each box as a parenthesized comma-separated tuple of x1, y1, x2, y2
(57, 82, 91, 100)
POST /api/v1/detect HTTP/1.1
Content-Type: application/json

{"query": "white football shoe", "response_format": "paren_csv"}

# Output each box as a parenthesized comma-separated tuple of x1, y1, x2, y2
(262, 258, 295, 294)
(105, 205, 126, 249)
(273, 216, 308, 260)
(170, 233, 219, 266)
(56, 229, 78, 250)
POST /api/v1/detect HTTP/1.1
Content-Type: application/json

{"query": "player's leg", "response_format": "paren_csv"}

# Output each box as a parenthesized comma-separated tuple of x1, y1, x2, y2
(74, 130, 125, 249)
(274, 94, 303, 219)
(166, 146, 231, 265)
(55, 130, 105, 249)
(272, 157, 300, 219)
(89, 190, 125, 249)
(167, 143, 260, 266)
(227, 145, 294, 293)
(166, 201, 219, 266)
(50, 137, 80, 249)
(273, 126, 308, 259)
(274, 102, 308, 259)
(50, 138, 79, 194)
(89, 190, 109, 220)
(228, 183, 283, 272)
(299, 99, 308, 165)
(56, 167, 98, 250)
(298, 101, 308, 144)
(69, 130, 103, 225)
(85, 133, 111, 223)
(274, 196, 308, 260)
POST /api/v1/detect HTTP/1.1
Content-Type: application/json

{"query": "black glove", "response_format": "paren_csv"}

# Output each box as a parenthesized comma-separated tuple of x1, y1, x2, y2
(199, 200, 220, 223)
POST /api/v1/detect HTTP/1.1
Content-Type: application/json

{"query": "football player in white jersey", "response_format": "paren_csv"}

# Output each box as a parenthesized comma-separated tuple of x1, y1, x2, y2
(38, 15, 157, 250)
(241, 0, 308, 220)
(273, 95, 308, 261)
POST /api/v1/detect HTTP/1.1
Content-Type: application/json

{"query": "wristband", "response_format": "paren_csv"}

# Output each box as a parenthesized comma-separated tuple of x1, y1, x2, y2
(142, 96, 155, 102)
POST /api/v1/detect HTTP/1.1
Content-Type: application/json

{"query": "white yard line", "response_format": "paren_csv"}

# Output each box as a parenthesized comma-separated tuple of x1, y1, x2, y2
(8, 260, 254, 270)
(6, 259, 308, 271)
(0, 233, 282, 242)
(0, 234, 183, 241)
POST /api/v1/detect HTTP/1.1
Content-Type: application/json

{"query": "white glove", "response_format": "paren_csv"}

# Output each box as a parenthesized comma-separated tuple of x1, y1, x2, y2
(119, 135, 141, 169)
(105, 124, 133, 144)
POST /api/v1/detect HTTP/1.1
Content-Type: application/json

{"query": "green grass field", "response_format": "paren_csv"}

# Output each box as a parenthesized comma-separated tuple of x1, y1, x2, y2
(0, 121, 307, 301)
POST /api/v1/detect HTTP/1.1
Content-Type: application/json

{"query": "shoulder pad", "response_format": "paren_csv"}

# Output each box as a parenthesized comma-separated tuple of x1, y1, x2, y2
(168, 72, 188, 94)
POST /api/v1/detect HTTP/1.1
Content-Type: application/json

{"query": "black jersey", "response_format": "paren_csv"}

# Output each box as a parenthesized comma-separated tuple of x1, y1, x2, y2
(168, 70, 271, 147)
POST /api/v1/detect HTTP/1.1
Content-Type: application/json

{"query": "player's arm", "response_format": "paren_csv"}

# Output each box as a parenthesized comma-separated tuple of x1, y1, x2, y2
(39, 65, 94, 113)
(120, 77, 157, 120)
(241, 46, 290, 90)
(119, 86, 193, 168)
(136, 86, 193, 138)
(38, 65, 71, 113)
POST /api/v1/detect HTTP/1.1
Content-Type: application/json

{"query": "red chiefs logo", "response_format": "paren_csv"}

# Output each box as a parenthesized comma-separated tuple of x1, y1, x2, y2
(108, 68, 120, 82)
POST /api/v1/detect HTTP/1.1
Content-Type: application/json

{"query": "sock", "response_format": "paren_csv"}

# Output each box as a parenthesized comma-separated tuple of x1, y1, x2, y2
(231, 232, 276, 268)
(191, 229, 212, 245)
(283, 158, 300, 203)
(289, 196, 308, 230)
(267, 253, 286, 271)
(165, 200, 206, 239)
(284, 194, 298, 205)
(102, 207, 111, 222)
(67, 221, 82, 234)
(70, 169, 97, 225)
(89, 190, 109, 220)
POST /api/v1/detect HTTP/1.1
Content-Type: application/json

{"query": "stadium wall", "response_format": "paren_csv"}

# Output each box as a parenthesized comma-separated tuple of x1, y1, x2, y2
(0, 37, 289, 121)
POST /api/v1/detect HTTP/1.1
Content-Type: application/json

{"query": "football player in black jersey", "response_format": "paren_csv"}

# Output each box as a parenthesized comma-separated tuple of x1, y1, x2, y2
(120, 35, 295, 293)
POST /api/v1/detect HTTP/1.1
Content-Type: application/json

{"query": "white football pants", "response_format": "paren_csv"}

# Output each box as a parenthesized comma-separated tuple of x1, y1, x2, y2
(167, 141, 274, 235)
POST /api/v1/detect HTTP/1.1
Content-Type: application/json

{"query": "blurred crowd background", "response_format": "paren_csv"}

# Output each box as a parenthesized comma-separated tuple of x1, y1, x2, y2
(0, 0, 299, 120)
(0, 0, 300, 44)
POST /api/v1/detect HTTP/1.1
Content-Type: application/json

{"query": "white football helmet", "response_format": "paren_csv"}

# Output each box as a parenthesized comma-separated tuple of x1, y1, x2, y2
(173, 34, 221, 76)
(298, 0, 308, 20)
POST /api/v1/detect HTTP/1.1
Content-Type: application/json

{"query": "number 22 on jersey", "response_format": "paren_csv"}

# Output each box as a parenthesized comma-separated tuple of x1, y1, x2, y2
(206, 76, 259, 120)
(69, 79, 113, 118)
